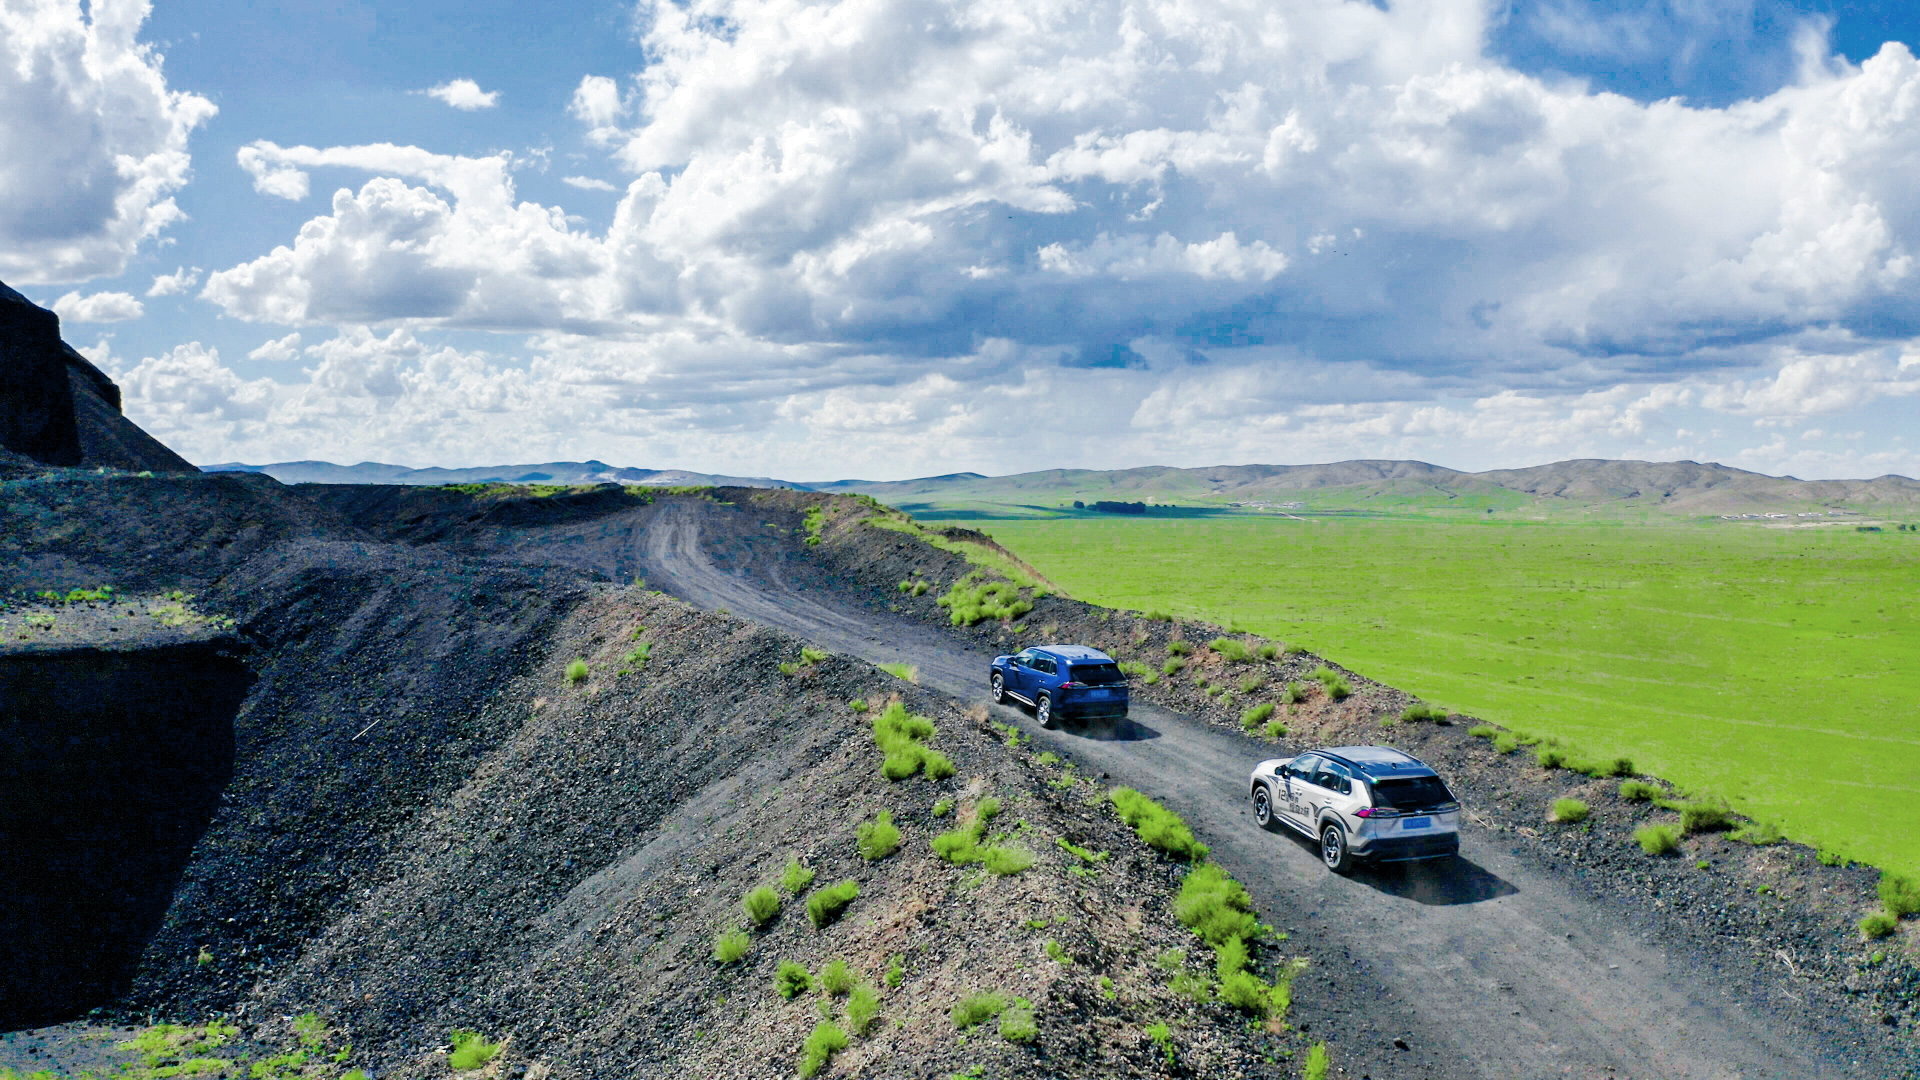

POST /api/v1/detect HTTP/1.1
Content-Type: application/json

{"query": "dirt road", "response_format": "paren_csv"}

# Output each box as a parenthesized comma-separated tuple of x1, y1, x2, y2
(638, 497, 1890, 1080)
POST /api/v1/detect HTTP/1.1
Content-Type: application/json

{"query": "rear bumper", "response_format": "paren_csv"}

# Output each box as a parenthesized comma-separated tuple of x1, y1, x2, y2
(1058, 699, 1129, 719)
(1354, 831, 1459, 862)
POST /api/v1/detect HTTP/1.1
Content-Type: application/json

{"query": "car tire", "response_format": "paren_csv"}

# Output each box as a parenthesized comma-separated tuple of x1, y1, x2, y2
(1251, 784, 1279, 832)
(1036, 693, 1056, 729)
(1320, 820, 1354, 874)
(990, 672, 1006, 704)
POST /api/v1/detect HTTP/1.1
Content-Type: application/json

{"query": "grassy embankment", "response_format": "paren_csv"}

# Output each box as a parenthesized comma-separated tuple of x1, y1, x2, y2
(926, 511, 1920, 877)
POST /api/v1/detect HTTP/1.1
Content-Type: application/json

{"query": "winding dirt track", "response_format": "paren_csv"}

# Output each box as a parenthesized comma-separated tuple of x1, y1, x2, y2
(638, 499, 1879, 1080)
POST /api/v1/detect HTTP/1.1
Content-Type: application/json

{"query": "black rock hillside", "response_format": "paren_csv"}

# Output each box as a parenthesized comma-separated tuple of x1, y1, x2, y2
(0, 279, 194, 474)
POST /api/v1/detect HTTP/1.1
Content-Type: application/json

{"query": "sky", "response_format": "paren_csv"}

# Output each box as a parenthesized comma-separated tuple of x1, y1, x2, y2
(4, 0, 1919, 481)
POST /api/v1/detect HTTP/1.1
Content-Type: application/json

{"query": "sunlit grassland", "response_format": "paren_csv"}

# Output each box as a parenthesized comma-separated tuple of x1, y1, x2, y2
(945, 513, 1920, 876)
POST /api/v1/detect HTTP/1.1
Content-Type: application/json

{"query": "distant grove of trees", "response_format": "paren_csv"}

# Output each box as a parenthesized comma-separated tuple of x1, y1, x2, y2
(1071, 500, 1149, 515)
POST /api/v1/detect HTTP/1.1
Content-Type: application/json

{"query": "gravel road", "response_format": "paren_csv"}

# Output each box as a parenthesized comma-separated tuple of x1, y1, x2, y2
(637, 496, 1889, 1080)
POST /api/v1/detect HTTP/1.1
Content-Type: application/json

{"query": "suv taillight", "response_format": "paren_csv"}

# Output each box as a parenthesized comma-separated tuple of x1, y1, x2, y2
(1355, 807, 1402, 818)
(1059, 681, 1084, 689)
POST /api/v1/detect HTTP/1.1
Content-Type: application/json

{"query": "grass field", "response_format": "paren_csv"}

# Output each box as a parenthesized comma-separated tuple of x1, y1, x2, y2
(935, 512, 1920, 877)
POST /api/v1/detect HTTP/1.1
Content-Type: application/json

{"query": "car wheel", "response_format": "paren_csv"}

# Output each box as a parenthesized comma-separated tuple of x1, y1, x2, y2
(1320, 821, 1354, 874)
(1036, 694, 1056, 729)
(1252, 785, 1278, 831)
(990, 672, 1006, 704)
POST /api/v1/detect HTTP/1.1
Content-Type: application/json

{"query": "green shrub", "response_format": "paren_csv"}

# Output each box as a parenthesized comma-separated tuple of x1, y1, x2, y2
(982, 846, 1035, 875)
(807, 881, 860, 928)
(1310, 665, 1351, 700)
(1536, 746, 1567, 769)
(1162, 657, 1185, 676)
(1619, 779, 1660, 801)
(857, 810, 903, 860)
(848, 697, 869, 713)
(1216, 970, 1271, 1015)
(1679, 804, 1732, 834)
(998, 1002, 1038, 1043)
(1586, 756, 1634, 778)
(778, 661, 801, 676)
(802, 506, 827, 547)
(878, 661, 918, 682)
(1551, 798, 1590, 824)
(801, 646, 830, 664)
(1879, 873, 1920, 917)
(1240, 702, 1275, 731)
(873, 702, 945, 780)
(743, 885, 781, 926)
(1256, 643, 1279, 660)
(1212, 934, 1249, 979)
(1110, 788, 1209, 861)
(781, 858, 815, 895)
(1145, 1022, 1176, 1066)
(775, 961, 813, 998)
(820, 959, 855, 996)
(937, 573, 1033, 626)
(885, 953, 905, 989)
(712, 929, 751, 963)
(1467, 724, 1499, 738)
(622, 642, 651, 670)
(797, 1021, 847, 1077)
(1174, 863, 1259, 946)
(1860, 911, 1899, 940)
(1167, 640, 1193, 656)
(1304, 1042, 1331, 1080)
(1730, 820, 1783, 845)
(1208, 637, 1252, 663)
(1399, 703, 1446, 723)
(846, 983, 881, 1035)
(1492, 732, 1521, 754)
(1635, 824, 1682, 855)
(1045, 939, 1072, 964)
(1056, 836, 1108, 863)
(931, 797, 954, 817)
(1237, 673, 1264, 694)
(563, 659, 589, 685)
(1283, 681, 1307, 704)
(1168, 971, 1212, 1003)
(448, 1030, 501, 1071)
(1262, 719, 1287, 739)
(951, 992, 1009, 1029)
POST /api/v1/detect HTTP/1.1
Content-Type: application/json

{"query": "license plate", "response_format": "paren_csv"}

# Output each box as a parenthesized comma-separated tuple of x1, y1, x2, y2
(1088, 688, 1110, 697)
(1401, 817, 1431, 830)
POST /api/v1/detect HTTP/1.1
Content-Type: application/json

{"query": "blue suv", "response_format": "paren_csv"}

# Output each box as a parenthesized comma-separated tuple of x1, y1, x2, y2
(989, 645, 1130, 728)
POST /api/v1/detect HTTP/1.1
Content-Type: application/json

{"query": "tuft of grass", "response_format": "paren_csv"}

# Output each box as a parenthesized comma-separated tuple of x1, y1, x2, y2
(1467, 724, 1499, 738)
(1167, 640, 1193, 656)
(1492, 732, 1521, 754)
(1880, 872, 1920, 917)
(1262, 718, 1287, 739)
(1110, 788, 1210, 861)
(1237, 673, 1265, 694)
(1860, 911, 1899, 939)
(563, 658, 589, 685)
(1679, 803, 1732, 834)
(797, 1021, 848, 1077)
(951, 992, 1009, 1029)
(447, 1030, 501, 1071)
(1400, 703, 1447, 723)
(781, 858, 816, 895)
(1208, 637, 1252, 663)
(1256, 642, 1280, 660)
(820, 959, 855, 996)
(982, 846, 1035, 875)
(1635, 824, 1682, 855)
(1055, 836, 1108, 863)
(998, 1001, 1038, 1044)
(1551, 798, 1590, 824)
(937, 572, 1034, 626)
(878, 661, 919, 682)
(873, 702, 948, 780)
(1731, 820, 1784, 845)
(712, 929, 751, 963)
(932, 798, 1030, 874)
(744, 885, 782, 926)
(1174, 863, 1260, 948)
(885, 953, 905, 989)
(802, 506, 827, 547)
(1536, 746, 1568, 769)
(847, 983, 881, 1035)
(1240, 702, 1275, 732)
(776, 961, 813, 999)
(1162, 657, 1186, 676)
(848, 697, 869, 713)
(1145, 1022, 1176, 1067)
(807, 880, 861, 928)
(1618, 779, 1661, 801)
(932, 797, 954, 817)
(1044, 939, 1072, 965)
(857, 810, 903, 860)
(1303, 1041, 1331, 1080)
(801, 646, 830, 664)
(1586, 756, 1634, 778)
(622, 642, 652, 671)
(1310, 665, 1352, 701)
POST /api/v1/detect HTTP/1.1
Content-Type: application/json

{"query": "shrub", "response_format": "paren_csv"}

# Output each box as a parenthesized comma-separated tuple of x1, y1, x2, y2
(1045, 939, 1072, 964)
(1208, 637, 1252, 663)
(1310, 665, 1351, 700)
(622, 642, 651, 670)
(712, 929, 751, 963)
(743, 886, 781, 926)
(1491, 732, 1520, 754)
(1679, 804, 1732, 834)
(1536, 747, 1567, 769)
(937, 573, 1033, 626)
(1167, 640, 1193, 656)
(1174, 863, 1259, 947)
(448, 1030, 501, 1071)
(1730, 820, 1783, 845)
(951, 992, 1009, 1029)
(873, 702, 945, 780)
(1217, 970, 1271, 1015)
(1145, 1022, 1176, 1067)
(1262, 719, 1287, 739)
(1111, 788, 1210, 861)
(982, 846, 1035, 875)
(1619, 779, 1660, 801)
(820, 959, 855, 996)
(802, 506, 827, 547)
(1240, 703, 1275, 731)
(801, 646, 830, 664)
(998, 1002, 1038, 1043)
(1467, 724, 1499, 738)
(797, 1021, 847, 1078)
(878, 661, 918, 682)
(1879, 873, 1920, 917)
(781, 859, 815, 895)
(775, 961, 813, 998)
(857, 810, 903, 860)
(847, 698, 868, 713)
(807, 880, 860, 928)
(1587, 756, 1634, 778)
(1056, 836, 1108, 863)
(1237, 673, 1265, 694)
(1399, 703, 1446, 723)
(778, 661, 801, 676)
(1635, 824, 1682, 855)
(846, 983, 881, 1035)
(1860, 911, 1899, 940)
(1256, 642, 1280, 660)
(1212, 934, 1249, 979)
(563, 659, 589, 685)
(931, 797, 954, 817)
(1277, 680, 1303, 704)
(1551, 798, 1590, 824)
(885, 953, 905, 989)
(1162, 657, 1185, 676)
(1304, 1042, 1331, 1080)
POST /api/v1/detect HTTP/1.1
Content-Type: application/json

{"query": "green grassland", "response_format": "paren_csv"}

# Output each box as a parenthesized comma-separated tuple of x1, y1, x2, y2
(940, 512, 1920, 876)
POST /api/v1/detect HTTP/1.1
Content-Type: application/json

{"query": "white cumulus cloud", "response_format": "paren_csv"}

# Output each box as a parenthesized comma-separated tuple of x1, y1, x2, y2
(0, 0, 216, 284)
(52, 289, 144, 322)
(146, 265, 200, 296)
(420, 78, 499, 111)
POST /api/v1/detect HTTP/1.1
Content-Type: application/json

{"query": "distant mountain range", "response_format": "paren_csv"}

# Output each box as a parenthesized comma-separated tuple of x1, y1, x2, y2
(205, 457, 1920, 518)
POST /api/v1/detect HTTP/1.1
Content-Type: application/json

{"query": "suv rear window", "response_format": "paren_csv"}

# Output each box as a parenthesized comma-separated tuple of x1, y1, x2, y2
(1069, 662, 1125, 685)
(1369, 775, 1454, 809)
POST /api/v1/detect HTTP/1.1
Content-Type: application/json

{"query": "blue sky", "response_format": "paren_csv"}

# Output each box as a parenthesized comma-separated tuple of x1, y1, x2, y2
(4, 0, 1918, 479)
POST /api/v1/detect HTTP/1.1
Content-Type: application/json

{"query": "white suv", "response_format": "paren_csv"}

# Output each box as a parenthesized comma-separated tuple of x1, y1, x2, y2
(1248, 746, 1461, 872)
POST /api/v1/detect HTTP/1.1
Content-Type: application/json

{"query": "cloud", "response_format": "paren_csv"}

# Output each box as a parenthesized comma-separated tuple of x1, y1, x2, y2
(146, 266, 201, 296)
(568, 75, 624, 146)
(562, 176, 617, 192)
(52, 290, 145, 323)
(420, 78, 499, 110)
(247, 332, 303, 363)
(0, 0, 216, 284)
